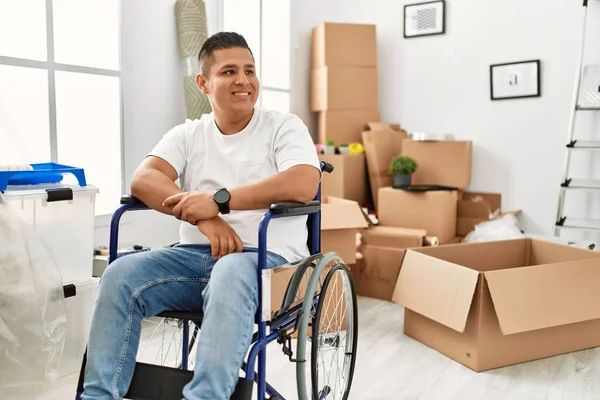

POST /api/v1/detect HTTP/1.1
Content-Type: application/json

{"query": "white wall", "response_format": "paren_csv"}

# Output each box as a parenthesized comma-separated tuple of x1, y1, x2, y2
(291, 0, 600, 240)
(94, 0, 220, 248)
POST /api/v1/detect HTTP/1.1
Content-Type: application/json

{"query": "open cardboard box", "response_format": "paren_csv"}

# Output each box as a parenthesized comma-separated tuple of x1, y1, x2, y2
(457, 191, 521, 236)
(392, 238, 600, 372)
(321, 196, 369, 264)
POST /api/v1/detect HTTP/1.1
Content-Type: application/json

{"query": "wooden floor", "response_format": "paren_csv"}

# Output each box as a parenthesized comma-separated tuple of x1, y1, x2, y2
(40, 296, 600, 399)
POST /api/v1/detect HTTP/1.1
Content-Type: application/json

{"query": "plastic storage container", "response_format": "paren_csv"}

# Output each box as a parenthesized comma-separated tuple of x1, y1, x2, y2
(58, 277, 100, 377)
(2, 184, 98, 284)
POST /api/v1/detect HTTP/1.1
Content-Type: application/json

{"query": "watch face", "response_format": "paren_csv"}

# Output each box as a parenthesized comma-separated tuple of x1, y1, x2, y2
(214, 189, 230, 204)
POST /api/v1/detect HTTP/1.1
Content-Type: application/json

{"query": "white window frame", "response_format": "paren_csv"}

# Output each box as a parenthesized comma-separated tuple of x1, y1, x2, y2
(217, 0, 292, 112)
(0, 0, 125, 218)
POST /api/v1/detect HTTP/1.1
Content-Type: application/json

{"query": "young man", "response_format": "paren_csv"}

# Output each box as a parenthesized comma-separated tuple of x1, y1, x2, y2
(82, 32, 321, 400)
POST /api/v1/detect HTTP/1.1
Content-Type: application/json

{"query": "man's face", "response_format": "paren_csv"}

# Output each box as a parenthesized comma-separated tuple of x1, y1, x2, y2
(197, 47, 259, 115)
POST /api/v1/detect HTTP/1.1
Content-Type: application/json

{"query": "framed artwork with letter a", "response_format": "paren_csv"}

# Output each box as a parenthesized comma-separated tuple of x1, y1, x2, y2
(490, 60, 541, 100)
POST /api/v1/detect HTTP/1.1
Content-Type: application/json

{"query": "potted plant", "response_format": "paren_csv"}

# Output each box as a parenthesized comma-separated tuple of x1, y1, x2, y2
(339, 143, 349, 154)
(325, 139, 336, 154)
(389, 155, 417, 188)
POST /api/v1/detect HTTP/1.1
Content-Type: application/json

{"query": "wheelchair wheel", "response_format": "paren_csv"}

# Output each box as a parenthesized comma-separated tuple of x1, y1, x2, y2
(295, 253, 358, 400)
(136, 317, 199, 369)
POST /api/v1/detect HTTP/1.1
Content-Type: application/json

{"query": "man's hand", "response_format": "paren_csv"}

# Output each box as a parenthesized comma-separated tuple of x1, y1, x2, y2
(197, 217, 243, 259)
(162, 191, 219, 224)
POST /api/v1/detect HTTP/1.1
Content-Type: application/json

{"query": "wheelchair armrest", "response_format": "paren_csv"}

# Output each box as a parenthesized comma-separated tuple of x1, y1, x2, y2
(320, 161, 334, 174)
(120, 194, 148, 207)
(269, 200, 320, 216)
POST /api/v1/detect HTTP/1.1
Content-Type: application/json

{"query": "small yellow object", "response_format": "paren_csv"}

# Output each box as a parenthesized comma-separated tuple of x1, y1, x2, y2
(348, 142, 364, 155)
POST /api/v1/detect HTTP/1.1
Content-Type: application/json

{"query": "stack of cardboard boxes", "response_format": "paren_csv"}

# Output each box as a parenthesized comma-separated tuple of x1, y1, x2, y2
(306, 20, 600, 376)
(311, 22, 379, 208)
(354, 122, 473, 300)
(377, 137, 473, 244)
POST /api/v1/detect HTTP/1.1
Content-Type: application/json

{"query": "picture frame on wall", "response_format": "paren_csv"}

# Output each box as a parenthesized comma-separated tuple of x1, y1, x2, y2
(490, 60, 541, 100)
(404, 0, 445, 38)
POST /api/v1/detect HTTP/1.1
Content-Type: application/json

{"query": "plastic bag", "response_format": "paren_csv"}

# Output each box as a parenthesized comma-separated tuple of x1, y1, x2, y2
(463, 214, 524, 243)
(0, 193, 67, 399)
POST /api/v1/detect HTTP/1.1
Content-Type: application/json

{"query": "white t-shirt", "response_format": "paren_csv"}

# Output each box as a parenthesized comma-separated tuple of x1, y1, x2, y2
(148, 107, 321, 263)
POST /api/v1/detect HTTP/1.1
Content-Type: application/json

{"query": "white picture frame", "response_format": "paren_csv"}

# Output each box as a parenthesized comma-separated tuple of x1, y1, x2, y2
(404, 0, 445, 38)
(490, 60, 541, 100)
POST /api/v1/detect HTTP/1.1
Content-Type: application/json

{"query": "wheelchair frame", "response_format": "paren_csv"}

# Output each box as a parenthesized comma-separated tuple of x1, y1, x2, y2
(75, 161, 352, 400)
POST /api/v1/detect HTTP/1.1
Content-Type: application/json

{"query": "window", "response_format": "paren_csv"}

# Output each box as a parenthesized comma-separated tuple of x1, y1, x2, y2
(0, 0, 123, 216)
(222, 0, 291, 114)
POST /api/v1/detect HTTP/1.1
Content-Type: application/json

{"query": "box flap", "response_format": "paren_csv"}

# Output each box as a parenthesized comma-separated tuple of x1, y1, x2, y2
(361, 128, 409, 174)
(411, 238, 528, 271)
(321, 196, 369, 230)
(528, 238, 600, 265)
(392, 250, 480, 332)
(485, 258, 600, 335)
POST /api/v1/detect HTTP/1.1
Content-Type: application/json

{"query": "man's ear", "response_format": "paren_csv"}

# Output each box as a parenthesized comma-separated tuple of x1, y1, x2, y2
(195, 73, 209, 95)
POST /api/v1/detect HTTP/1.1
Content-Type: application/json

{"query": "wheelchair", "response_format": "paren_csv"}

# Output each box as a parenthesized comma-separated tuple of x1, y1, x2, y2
(75, 161, 359, 400)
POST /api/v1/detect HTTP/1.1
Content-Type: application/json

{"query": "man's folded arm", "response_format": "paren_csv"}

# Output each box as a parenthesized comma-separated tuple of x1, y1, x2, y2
(130, 124, 187, 215)
(130, 156, 183, 215)
(228, 164, 321, 211)
(229, 115, 321, 211)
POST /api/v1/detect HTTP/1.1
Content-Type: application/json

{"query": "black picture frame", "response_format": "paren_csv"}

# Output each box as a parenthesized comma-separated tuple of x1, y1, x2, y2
(404, 0, 446, 39)
(490, 59, 541, 100)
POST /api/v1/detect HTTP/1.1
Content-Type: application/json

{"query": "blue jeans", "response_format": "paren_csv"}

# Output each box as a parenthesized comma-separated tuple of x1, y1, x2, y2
(81, 244, 288, 400)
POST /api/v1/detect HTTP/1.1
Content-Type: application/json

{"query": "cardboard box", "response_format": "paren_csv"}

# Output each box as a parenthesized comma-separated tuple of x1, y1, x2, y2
(311, 22, 377, 68)
(447, 236, 465, 244)
(392, 238, 600, 372)
(457, 191, 501, 236)
(378, 187, 458, 244)
(321, 196, 369, 264)
(456, 191, 522, 236)
(352, 226, 425, 301)
(265, 260, 345, 334)
(361, 226, 425, 248)
(317, 109, 381, 145)
(351, 247, 406, 302)
(402, 139, 473, 188)
(311, 66, 378, 111)
(319, 154, 369, 206)
(361, 123, 409, 207)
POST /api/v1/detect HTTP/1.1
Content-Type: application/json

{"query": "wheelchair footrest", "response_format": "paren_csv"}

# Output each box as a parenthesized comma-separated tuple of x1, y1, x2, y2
(124, 362, 255, 400)
(230, 378, 254, 400)
(125, 362, 193, 399)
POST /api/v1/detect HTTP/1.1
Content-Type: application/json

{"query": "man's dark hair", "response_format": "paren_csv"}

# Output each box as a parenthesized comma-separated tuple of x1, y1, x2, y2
(198, 32, 254, 75)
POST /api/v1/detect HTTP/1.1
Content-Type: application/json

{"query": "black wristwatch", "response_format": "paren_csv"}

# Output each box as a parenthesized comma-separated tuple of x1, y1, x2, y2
(213, 188, 231, 215)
